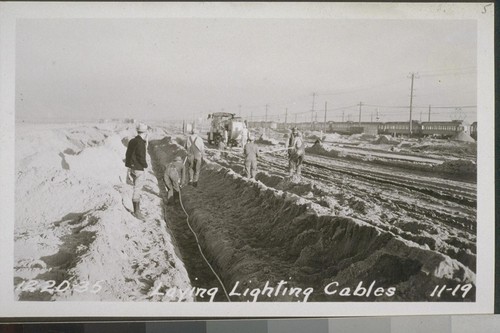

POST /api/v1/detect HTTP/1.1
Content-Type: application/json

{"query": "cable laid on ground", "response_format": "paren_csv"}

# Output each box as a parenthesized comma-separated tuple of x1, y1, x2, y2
(176, 160, 232, 302)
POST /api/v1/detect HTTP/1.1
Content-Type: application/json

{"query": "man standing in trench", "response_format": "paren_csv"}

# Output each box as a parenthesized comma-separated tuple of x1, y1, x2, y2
(125, 123, 148, 219)
(185, 128, 205, 187)
(163, 156, 185, 205)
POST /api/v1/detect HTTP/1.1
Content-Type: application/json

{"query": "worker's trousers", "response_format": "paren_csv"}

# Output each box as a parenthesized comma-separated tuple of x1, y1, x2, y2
(289, 155, 304, 176)
(130, 169, 145, 202)
(245, 158, 258, 179)
(188, 155, 202, 182)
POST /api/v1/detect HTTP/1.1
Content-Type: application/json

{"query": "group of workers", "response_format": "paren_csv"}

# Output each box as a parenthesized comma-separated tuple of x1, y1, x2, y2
(125, 124, 206, 218)
(125, 122, 305, 219)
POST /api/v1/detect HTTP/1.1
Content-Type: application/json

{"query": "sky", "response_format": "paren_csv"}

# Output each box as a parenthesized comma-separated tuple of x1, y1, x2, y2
(15, 18, 477, 123)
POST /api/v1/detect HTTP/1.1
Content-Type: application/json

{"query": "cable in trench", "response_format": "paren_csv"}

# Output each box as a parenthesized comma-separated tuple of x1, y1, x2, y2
(175, 158, 232, 302)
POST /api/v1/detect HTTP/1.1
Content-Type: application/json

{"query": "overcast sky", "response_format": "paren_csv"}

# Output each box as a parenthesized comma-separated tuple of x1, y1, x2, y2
(16, 18, 477, 123)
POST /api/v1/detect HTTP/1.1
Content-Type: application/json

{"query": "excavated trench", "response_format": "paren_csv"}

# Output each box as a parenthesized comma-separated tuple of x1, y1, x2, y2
(148, 139, 228, 302)
(148, 136, 476, 302)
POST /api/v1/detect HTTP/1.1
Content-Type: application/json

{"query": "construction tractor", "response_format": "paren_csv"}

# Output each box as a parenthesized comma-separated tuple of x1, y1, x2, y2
(207, 112, 246, 147)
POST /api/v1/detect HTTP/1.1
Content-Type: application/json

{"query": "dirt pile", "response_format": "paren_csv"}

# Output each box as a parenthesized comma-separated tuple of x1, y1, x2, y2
(374, 135, 396, 145)
(451, 131, 476, 143)
(304, 131, 326, 142)
(15, 123, 192, 301)
(433, 160, 477, 179)
(305, 143, 341, 158)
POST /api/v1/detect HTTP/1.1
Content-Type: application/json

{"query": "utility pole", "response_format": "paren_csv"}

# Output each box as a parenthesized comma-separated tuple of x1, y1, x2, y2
(311, 92, 316, 130)
(408, 72, 419, 136)
(324, 101, 327, 131)
(285, 108, 288, 124)
(376, 108, 379, 122)
(342, 110, 345, 122)
(428, 105, 431, 122)
(358, 102, 363, 125)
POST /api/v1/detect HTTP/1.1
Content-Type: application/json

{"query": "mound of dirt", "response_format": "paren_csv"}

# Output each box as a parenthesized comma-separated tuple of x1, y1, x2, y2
(305, 143, 340, 158)
(14, 123, 192, 301)
(304, 131, 325, 142)
(374, 135, 394, 144)
(452, 131, 476, 143)
(433, 159, 477, 178)
(174, 163, 475, 302)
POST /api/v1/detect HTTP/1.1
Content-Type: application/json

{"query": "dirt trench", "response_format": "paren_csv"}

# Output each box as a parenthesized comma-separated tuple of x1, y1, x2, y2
(148, 138, 228, 301)
(148, 136, 475, 302)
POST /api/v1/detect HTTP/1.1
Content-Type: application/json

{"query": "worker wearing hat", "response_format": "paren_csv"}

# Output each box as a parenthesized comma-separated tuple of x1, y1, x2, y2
(289, 130, 305, 176)
(125, 123, 149, 219)
(163, 155, 186, 205)
(185, 128, 205, 187)
(243, 133, 259, 179)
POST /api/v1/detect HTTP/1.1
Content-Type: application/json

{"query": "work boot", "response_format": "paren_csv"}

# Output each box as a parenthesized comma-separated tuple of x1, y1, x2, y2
(133, 201, 145, 219)
(193, 181, 198, 188)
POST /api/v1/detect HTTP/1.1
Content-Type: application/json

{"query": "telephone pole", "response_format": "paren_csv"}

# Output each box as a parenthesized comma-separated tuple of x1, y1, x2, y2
(311, 92, 316, 130)
(324, 101, 327, 131)
(408, 72, 419, 135)
(358, 102, 363, 125)
(285, 108, 288, 124)
(342, 110, 345, 122)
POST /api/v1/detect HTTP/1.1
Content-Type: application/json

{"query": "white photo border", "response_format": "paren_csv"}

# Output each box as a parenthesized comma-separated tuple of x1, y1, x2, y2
(0, 2, 494, 318)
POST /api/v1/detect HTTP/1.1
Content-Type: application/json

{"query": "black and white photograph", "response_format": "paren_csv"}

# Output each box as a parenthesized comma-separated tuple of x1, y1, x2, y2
(0, 2, 495, 318)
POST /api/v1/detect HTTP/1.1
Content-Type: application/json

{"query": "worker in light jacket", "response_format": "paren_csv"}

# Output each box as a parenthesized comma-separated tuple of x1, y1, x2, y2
(125, 123, 149, 219)
(185, 128, 205, 187)
(163, 156, 185, 205)
(289, 130, 305, 176)
(243, 134, 259, 179)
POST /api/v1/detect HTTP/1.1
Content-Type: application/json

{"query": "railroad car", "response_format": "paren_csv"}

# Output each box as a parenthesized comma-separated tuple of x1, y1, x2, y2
(328, 121, 355, 134)
(379, 121, 422, 136)
(470, 121, 477, 140)
(420, 120, 469, 138)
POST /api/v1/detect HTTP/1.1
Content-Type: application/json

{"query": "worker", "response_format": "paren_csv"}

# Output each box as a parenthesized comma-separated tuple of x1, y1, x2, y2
(223, 126, 229, 146)
(286, 127, 298, 151)
(125, 123, 149, 219)
(289, 130, 305, 176)
(240, 124, 249, 148)
(243, 134, 259, 179)
(185, 128, 205, 187)
(286, 127, 298, 172)
(163, 156, 185, 205)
